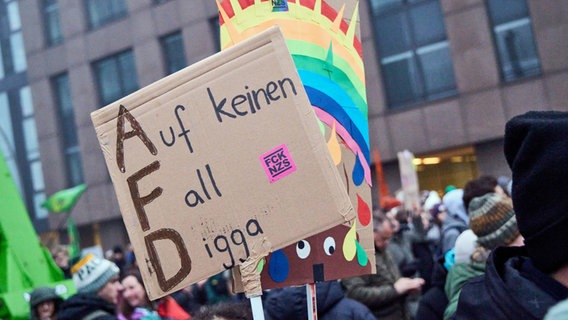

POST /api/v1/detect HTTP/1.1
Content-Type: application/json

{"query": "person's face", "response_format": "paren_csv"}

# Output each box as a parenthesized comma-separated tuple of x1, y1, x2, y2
(122, 275, 148, 308)
(97, 276, 124, 305)
(374, 221, 393, 251)
(36, 300, 55, 320)
(54, 252, 69, 268)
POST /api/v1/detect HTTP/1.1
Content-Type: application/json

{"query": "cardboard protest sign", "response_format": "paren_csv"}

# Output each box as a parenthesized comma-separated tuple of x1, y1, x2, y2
(398, 150, 420, 211)
(219, 0, 374, 289)
(90, 26, 355, 299)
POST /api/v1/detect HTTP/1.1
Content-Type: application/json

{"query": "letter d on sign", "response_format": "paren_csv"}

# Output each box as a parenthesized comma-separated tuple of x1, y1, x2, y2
(145, 228, 192, 292)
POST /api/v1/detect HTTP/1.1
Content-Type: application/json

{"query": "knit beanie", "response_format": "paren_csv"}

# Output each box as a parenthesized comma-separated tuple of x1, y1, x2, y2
(71, 253, 120, 293)
(29, 286, 63, 308)
(504, 111, 568, 273)
(454, 229, 478, 264)
(468, 193, 520, 249)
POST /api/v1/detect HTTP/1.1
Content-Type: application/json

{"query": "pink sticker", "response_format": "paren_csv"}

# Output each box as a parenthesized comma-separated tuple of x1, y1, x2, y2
(260, 144, 297, 183)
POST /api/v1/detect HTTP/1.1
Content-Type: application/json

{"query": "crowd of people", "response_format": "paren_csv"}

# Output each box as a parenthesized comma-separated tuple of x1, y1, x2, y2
(28, 111, 568, 319)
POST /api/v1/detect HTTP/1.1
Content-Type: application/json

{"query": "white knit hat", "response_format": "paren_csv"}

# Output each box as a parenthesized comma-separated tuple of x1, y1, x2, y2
(454, 229, 478, 264)
(71, 253, 119, 293)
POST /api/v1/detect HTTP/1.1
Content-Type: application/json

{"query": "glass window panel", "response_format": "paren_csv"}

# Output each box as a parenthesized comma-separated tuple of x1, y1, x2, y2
(66, 150, 84, 186)
(7, 1, 21, 31)
(86, 0, 127, 29)
(494, 20, 541, 81)
(44, 0, 63, 45)
(0, 92, 14, 150)
(118, 51, 138, 95)
(371, 0, 456, 107)
(94, 51, 138, 106)
(370, 0, 403, 14)
(0, 92, 14, 157)
(20, 86, 33, 117)
(161, 32, 187, 75)
(382, 56, 423, 107)
(375, 11, 412, 57)
(410, 1, 445, 46)
(95, 59, 121, 105)
(10, 32, 27, 72)
(34, 193, 48, 219)
(0, 40, 4, 78)
(209, 17, 220, 53)
(23, 118, 39, 160)
(488, 0, 541, 82)
(30, 160, 45, 191)
(417, 42, 456, 96)
(487, 0, 528, 25)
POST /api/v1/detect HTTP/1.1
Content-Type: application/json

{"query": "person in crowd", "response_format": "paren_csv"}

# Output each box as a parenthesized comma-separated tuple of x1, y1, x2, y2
(58, 253, 123, 320)
(187, 271, 233, 314)
(264, 280, 375, 320)
(191, 301, 251, 320)
(118, 268, 161, 320)
(430, 203, 447, 232)
(454, 111, 568, 319)
(462, 175, 505, 211)
(386, 208, 419, 278)
(29, 286, 64, 320)
(444, 192, 523, 319)
(52, 245, 72, 279)
(111, 246, 128, 278)
(439, 189, 468, 255)
(155, 293, 191, 319)
(342, 213, 424, 320)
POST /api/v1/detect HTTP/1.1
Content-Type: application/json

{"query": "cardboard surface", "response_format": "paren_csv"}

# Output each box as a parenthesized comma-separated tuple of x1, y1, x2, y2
(219, 0, 375, 290)
(90, 27, 355, 299)
(398, 150, 420, 211)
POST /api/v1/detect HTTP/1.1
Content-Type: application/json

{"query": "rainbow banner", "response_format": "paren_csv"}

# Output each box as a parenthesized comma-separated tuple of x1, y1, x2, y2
(219, 0, 374, 288)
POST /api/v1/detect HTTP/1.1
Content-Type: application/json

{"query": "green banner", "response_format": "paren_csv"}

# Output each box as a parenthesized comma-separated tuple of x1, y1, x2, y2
(42, 184, 87, 213)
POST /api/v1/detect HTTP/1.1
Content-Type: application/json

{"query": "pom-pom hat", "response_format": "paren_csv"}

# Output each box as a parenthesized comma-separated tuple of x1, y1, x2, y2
(71, 253, 119, 294)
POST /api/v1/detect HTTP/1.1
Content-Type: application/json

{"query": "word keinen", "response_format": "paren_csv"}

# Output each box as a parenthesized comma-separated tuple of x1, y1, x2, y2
(208, 77, 298, 123)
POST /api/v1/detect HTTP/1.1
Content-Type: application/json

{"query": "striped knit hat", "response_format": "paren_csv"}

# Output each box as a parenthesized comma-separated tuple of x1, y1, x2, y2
(71, 253, 119, 294)
(468, 193, 520, 249)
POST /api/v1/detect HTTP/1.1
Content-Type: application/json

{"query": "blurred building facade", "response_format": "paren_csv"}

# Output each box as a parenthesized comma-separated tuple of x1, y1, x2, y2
(5, 0, 567, 248)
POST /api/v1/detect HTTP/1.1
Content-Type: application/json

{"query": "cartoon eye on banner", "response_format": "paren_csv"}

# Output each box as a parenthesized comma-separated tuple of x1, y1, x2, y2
(218, 0, 374, 289)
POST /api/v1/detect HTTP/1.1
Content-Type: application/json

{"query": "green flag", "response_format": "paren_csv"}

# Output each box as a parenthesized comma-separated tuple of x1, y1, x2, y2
(67, 216, 81, 262)
(42, 184, 87, 213)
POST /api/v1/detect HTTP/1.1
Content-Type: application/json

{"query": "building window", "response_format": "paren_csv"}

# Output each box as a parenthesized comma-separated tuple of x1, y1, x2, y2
(53, 74, 84, 187)
(43, 0, 63, 46)
(0, 0, 27, 76)
(93, 50, 139, 106)
(210, 16, 220, 53)
(487, 0, 541, 82)
(161, 31, 187, 75)
(85, 0, 127, 29)
(369, 0, 456, 108)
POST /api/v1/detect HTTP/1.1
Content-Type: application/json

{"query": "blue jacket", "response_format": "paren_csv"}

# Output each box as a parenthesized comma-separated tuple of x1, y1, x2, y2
(265, 281, 375, 320)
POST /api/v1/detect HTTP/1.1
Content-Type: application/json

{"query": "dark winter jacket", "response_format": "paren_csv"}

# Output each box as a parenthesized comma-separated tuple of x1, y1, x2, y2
(58, 292, 117, 320)
(415, 254, 449, 320)
(443, 262, 485, 319)
(265, 281, 374, 320)
(342, 248, 410, 320)
(454, 246, 568, 319)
